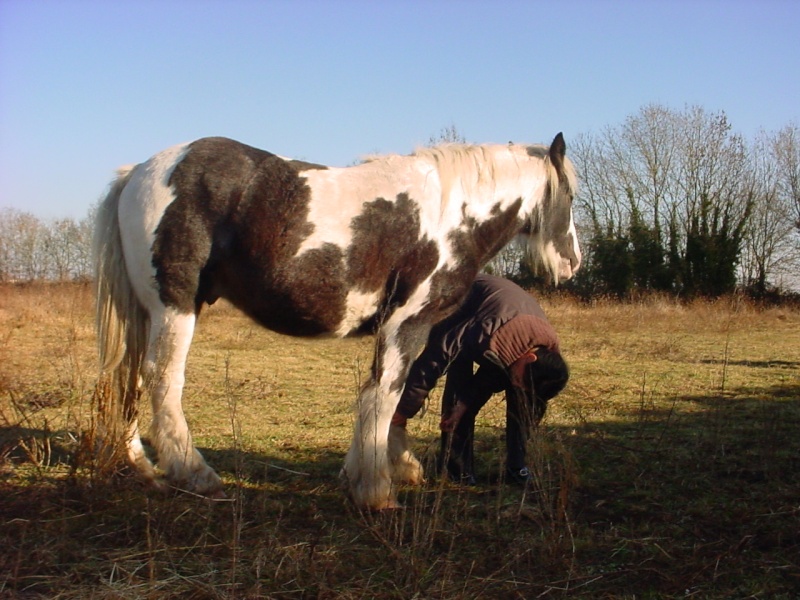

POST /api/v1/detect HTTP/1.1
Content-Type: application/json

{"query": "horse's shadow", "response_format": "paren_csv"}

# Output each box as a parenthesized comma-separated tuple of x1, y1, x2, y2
(3, 381, 799, 506)
(566, 380, 800, 517)
(0, 425, 78, 469)
(197, 445, 346, 488)
(698, 358, 799, 369)
(0, 422, 346, 496)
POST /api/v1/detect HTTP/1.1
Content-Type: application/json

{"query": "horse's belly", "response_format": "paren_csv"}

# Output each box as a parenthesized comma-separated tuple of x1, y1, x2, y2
(220, 283, 381, 339)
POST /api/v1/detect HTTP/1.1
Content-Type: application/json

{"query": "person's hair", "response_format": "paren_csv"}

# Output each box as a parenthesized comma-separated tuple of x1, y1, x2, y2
(521, 347, 569, 423)
(528, 347, 569, 400)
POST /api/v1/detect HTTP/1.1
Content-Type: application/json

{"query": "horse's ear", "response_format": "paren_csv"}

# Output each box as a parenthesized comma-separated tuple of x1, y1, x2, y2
(548, 132, 566, 175)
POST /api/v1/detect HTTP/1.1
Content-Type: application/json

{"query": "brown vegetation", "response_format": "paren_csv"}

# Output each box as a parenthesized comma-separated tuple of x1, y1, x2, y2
(1, 283, 798, 598)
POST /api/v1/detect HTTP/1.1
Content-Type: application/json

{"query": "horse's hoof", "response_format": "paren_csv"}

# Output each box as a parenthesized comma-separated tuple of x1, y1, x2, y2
(364, 496, 404, 511)
(391, 464, 425, 486)
(186, 467, 224, 497)
(397, 470, 426, 486)
(147, 477, 170, 494)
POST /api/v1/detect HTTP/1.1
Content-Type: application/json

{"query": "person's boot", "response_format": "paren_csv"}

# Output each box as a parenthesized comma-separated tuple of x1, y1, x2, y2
(505, 466, 532, 486)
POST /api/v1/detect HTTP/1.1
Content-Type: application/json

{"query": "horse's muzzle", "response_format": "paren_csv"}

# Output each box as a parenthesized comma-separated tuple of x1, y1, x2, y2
(557, 257, 576, 282)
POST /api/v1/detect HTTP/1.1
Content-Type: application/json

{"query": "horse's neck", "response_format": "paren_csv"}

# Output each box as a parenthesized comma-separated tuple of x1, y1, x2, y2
(454, 158, 544, 226)
(338, 149, 544, 234)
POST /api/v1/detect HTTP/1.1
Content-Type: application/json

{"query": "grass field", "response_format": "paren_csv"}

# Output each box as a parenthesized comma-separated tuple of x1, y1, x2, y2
(1, 282, 798, 599)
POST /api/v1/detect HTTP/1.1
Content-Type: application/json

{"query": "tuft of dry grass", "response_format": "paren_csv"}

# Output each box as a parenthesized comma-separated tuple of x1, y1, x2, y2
(1, 283, 799, 598)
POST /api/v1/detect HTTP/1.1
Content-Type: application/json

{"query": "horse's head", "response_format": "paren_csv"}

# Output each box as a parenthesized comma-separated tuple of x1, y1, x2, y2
(523, 133, 581, 284)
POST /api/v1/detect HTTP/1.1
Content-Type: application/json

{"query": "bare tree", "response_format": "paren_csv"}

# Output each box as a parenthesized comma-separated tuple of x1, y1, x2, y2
(773, 124, 800, 232)
(0, 207, 95, 282)
(0, 209, 49, 281)
(766, 124, 800, 290)
(44, 218, 77, 280)
(427, 123, 466, 146)
(739, 130, 799, 293)
(0, 209, 12, 281)
(572, 132, 629, 234)
(73, 207, 96, 280)
(572, 104, 759, 296)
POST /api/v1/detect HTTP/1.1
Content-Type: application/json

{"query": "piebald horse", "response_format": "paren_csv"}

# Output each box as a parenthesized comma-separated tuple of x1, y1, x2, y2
(93, 133, 580, 509)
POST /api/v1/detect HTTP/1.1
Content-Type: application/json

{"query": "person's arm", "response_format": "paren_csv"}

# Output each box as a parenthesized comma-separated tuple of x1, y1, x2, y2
(439, 400, 468, 432)
(394, 346, 452, 420)
(439, 360, 506, 431)
(393, 318, 467, 421)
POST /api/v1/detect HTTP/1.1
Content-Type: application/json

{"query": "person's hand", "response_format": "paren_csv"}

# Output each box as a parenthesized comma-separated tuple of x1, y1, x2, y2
(439, 402, 468, 432)
(391, 411, 408, 428)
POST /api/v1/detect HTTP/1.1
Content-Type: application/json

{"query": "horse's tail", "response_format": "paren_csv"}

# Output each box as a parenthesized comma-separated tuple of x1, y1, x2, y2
(92, 166, 148, 445)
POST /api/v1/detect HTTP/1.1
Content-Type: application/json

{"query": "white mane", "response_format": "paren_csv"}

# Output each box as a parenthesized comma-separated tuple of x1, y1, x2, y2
(361, 141, 576, 202)
(412, 143, 577, 219)
(412, 144, 498, 215)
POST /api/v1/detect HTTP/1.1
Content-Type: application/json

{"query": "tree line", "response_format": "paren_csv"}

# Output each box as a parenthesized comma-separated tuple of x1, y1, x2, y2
(2, 106, 799, 297)
(488, 105, 800, 298)
(0, 206, 95, 282)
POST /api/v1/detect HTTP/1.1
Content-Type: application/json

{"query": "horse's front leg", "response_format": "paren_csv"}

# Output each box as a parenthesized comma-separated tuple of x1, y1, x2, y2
(343, 320, 429, 510)
(342, 378, 398, 510)
(388, 416, 424, 485)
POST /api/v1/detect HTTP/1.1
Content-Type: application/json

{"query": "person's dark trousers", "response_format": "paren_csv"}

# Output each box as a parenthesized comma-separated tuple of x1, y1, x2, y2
(504, 386, 534, 473)
(439, 356, 506, 481)
(439, 401, 476, 481)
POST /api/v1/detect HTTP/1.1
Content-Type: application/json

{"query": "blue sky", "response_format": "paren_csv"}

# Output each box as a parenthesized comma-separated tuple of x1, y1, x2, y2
(1, 0, 798, 220)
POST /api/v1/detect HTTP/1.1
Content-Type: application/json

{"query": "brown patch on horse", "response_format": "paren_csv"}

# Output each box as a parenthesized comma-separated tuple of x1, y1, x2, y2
(155, 137, 348, 334)
(448, 198, 525, 272)
(348, 193, 439, 315)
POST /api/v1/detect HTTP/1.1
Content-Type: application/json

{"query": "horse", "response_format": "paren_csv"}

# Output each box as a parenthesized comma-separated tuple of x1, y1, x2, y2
(92, 133, 580, 510)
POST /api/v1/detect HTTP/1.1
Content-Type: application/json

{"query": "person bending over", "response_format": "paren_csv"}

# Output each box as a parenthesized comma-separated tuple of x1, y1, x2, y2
(392, 274, 569, 485)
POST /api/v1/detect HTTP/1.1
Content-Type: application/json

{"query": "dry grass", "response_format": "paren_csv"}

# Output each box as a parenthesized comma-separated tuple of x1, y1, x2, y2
(1, 283, 798, 598)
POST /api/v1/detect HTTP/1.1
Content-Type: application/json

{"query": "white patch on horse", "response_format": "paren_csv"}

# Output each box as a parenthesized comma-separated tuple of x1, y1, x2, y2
(118, 142, 190, 308)
(530, 237, 570, 283)
(295, 159, 438, 257)
(335, 288, 382, 336)
(567, 218, 582, 267)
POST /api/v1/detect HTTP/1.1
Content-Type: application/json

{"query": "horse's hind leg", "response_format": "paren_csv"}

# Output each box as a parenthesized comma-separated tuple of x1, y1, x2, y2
(113, 364, 158, 481)
(145, 306, 223, 495)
